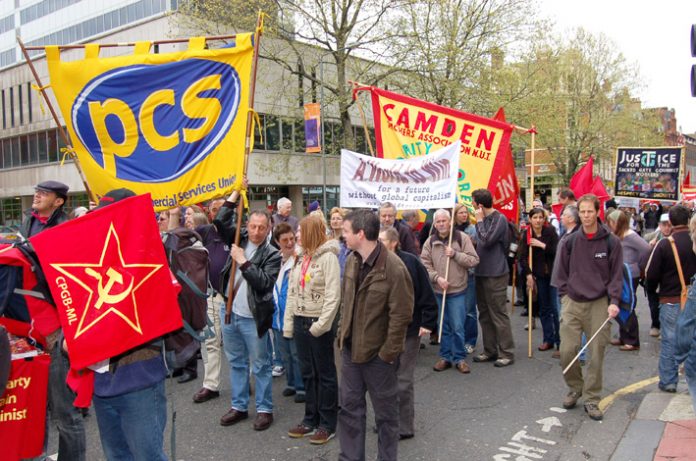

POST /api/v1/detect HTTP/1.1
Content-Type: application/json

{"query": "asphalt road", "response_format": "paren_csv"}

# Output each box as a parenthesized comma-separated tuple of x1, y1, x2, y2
(48, 289, 661, 461)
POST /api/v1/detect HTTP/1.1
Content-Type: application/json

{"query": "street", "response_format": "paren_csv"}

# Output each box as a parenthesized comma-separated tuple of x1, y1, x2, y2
(49, 290, 663, 461)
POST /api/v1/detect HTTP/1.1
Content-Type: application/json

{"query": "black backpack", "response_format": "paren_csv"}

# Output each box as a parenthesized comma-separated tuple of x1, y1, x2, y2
(162, 228, 212, 368)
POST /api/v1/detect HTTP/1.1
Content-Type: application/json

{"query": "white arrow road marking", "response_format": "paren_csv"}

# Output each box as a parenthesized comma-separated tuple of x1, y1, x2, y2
(536, 416, 562, 433)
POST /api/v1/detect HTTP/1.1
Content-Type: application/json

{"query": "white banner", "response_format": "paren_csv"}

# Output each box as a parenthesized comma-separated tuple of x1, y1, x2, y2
(340, 141, 461, 209)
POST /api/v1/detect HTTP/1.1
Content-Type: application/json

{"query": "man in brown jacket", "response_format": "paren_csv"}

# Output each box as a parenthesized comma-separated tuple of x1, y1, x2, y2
(337, 209, 414, 461)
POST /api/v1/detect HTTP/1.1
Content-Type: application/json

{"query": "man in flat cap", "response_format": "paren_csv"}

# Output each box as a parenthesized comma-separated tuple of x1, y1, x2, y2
(18, 180, 87, 460)
(19, 180, 70, 238)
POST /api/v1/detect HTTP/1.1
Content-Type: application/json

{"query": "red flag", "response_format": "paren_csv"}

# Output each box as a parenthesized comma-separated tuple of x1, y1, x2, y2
(29, 194, 183, 370)
(491, 108, 520, 223)
(684, 171, 692, 188)
(591, 175, 609, 199)
(551, 203, 564, 222)
(570, 156, 594, 197)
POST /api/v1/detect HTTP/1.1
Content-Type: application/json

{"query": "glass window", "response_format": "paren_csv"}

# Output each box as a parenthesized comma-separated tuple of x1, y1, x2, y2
(57, 128, 68, 162)
(128, 4, 137, 23)
(294, 119, 305, 153)
(28, 133, 39, 164)
(281, 119, 293, 151)
(104, 10, 112, 29)
(1, 89, 5, 129)
(47, 129, 58, 163)
(20, 135, 29, 165)
(120, 7, 128, 26)
(136, 1, 145, 19)
(38, 130, 48, 163)
(144, 0, 153, 17)
(9, 87, 14, 127)
(2, 138, 11, 168)
(265, 114, 280, 151)
(27, 83, 32, 123)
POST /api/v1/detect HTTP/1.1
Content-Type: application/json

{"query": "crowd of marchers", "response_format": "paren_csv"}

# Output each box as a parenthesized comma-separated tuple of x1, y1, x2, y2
(2, 180, 696, 461)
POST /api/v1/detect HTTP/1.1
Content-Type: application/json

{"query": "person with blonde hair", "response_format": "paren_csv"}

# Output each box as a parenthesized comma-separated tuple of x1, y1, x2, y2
(284, 215, 341, 445)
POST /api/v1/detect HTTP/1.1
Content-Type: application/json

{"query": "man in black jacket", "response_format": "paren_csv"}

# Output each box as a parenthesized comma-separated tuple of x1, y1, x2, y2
(19, 180, 69, 238)
(379, 227, 438, 440)
(214, 197, 281, 432)
(645, 205, 696, 394)
(379, 202, 418, 256)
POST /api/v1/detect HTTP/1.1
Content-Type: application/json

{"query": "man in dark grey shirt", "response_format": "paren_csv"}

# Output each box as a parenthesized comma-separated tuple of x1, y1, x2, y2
(471, 189, 515, 367)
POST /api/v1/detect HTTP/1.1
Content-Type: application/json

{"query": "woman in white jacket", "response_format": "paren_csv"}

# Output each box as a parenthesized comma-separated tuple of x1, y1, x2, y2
(284, 215, 341, 445)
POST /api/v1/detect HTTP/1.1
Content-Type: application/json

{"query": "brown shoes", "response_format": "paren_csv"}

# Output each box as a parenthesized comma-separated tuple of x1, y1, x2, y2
(538, 343, 554, 352)
(253, 412, 274, 431)
(193, 387, 220, 404)
(220, 408, 248, 426)
(563, 391, 581, 410)
(433, 359, 452, 372)
(610, 338, 622, 346)
(456, 361, 471, 374)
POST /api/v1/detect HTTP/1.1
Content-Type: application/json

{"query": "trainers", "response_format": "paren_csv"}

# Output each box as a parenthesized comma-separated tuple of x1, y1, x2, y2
(473, 353, 498, 363)
(464, 344, 475, 355)
(288, 423, 315, 438)
(493, 358, 514, 368)
(563, 391, 581, 409)
(659, 383, 677, 393)
(309, 427, 335, 445)
(272, 365, 285, 377)
(584, 402, 603, 421)
(649, 328, 660, 337)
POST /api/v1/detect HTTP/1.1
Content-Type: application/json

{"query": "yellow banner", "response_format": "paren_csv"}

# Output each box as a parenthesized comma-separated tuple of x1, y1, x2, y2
(46, 35, 254, 210)
(359, 86, 513, 208)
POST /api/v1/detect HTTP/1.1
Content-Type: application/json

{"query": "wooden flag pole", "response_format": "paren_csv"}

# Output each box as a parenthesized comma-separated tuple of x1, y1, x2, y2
(225, 12, 265, 324)
(437, 207, 457, 343)
(528, 126, 536, 358)
(16, 36, 97, 204)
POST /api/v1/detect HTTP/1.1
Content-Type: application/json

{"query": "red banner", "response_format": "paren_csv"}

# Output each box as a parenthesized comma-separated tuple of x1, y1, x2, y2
(491, 108, 520, 223)
(0, 354, 50, 460)
(29, 194, 183, 369)
(354, 86, 514, 211)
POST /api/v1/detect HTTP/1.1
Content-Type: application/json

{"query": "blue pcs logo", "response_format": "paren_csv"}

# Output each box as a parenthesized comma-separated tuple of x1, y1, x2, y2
(71, 59, 241, 182)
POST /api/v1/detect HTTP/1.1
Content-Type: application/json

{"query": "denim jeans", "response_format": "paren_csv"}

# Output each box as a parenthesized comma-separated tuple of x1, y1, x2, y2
(436, 291, 467, 363)
(221, 310, 273, 413)
(271, 329, 284, 368)
(659, 303, 680, 388)
(93, 380, 167, 461)
(294, 316, 338, 432)
(537, 277, 560, 346)
(464, 277, 478, 348)
(43, 341, 86, 461)
(277, 333, 305, 394)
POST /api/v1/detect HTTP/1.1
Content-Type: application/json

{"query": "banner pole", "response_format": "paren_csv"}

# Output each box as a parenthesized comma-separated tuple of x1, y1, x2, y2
(437, 206, 457, 343)
(349, 81, 375, 156)
(528, 126, 536, 358)
(17, 36, 97, 204)
(225, 12, 264, 324)
(511, 262, 516, 314)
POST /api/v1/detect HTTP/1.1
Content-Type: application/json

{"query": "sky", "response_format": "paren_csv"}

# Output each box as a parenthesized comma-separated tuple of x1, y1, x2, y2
(539, 0, 696, 134)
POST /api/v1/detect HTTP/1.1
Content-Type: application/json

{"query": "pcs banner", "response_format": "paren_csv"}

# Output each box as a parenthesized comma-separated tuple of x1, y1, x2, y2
(46, 35, 254, 210)
(356, 86, 514, 210)
(341, 141, 460, 210)
(614, 147, 684, 201)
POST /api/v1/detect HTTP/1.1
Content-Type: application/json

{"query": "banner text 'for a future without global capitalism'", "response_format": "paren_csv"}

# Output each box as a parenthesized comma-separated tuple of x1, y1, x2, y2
(340, 141, 460, 210)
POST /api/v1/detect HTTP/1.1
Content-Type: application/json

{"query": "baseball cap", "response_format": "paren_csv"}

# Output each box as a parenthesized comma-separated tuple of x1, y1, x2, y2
(35, 180, 69, 200)
(95, 189, 136, 210)
(308, 200, 320, 213)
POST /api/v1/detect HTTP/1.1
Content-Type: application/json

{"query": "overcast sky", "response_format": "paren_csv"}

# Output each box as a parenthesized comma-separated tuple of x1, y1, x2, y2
(539, 0, 696, 135)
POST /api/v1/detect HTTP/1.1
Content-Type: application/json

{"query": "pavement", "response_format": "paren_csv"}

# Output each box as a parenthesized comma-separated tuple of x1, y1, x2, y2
(610, 375, 696, 461)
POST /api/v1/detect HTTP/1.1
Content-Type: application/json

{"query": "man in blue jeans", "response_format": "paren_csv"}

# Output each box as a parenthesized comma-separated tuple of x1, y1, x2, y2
(216, 201, 281, 431)
(421, 209, 479, 373)
(645, 205, 696, 393)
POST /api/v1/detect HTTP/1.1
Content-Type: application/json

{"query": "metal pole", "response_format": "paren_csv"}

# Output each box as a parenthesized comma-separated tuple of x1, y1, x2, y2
(320, 58, 327, 211)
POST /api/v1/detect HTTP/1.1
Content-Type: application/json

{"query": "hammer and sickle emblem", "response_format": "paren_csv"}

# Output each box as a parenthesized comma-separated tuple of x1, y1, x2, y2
(85, 267, 134, 309)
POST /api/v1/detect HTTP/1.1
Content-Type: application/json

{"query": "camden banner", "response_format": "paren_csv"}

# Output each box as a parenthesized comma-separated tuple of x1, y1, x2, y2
(29, 194, 183, 369)
(615, 147, 684, 200)
(46, 35, 254, 210)
(355, 86, 514, 209)
(340, 141, 460, 209)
